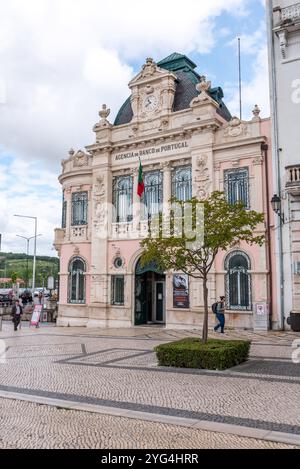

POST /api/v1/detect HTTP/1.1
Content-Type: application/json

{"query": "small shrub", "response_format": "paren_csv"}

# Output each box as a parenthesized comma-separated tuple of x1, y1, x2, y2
(155, 338, 251, 371)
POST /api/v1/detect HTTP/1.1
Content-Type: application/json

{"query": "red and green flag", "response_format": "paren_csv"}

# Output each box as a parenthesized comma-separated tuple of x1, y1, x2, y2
(137, 158, 144, 197)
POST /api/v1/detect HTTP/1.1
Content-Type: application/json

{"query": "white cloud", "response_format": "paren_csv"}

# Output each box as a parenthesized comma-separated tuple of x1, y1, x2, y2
(0, 0, 253, 256)
(225, 22, 270, 119)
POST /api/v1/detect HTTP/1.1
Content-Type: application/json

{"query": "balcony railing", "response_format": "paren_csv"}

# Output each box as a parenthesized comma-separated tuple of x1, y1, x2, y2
(286, 165, 300, 190)
(281, 3, 300, 23)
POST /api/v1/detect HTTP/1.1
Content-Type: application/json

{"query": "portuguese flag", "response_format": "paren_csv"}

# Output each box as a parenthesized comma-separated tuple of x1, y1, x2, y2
(137, 158, 144, 197)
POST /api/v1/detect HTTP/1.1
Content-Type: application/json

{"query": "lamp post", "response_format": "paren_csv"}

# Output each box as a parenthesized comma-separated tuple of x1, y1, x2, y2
(16, 234, 42, 288)
(14, 215, 38, 290)
(271, 194, 285, 224)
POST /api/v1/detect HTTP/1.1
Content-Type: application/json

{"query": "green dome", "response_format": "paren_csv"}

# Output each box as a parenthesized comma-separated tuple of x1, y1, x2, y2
(114, 53, 231, 126)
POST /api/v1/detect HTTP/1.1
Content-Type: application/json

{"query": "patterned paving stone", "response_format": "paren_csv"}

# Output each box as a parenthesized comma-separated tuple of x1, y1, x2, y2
(0, 398, 296, 449)
(0, 322, 299, 448)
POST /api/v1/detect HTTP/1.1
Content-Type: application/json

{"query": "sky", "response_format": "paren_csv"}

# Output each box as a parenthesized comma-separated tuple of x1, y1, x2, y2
(0, 0, 269, 257)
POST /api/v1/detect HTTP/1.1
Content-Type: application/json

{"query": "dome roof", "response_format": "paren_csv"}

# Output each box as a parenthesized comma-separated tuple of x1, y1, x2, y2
(114, 53, 231, 126)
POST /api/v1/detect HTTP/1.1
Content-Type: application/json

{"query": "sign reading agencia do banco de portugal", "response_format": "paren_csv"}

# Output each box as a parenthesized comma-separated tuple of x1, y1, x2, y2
(114, 141, 189, 162)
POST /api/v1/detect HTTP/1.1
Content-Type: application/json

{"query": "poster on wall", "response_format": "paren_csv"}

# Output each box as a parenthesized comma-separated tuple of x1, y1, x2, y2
(173, 274, 189, 309)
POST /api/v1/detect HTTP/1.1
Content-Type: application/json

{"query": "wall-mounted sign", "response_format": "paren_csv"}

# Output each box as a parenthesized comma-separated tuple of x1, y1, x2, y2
(114, 141, 189, 162)
(173, 274, 189, 309)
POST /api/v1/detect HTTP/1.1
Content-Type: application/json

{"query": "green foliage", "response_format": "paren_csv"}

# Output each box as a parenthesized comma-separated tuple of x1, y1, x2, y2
(141, 192, 265, 278)
(11, 272, 18, 284)
(141, 192, 264, 343)
(0, 252, 59, 286)
(155, 338, 251, 370)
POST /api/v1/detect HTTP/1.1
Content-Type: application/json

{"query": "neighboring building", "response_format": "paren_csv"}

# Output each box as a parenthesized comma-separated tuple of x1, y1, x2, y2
(54, 52, 276, 329)
(267, 1, 300, 329)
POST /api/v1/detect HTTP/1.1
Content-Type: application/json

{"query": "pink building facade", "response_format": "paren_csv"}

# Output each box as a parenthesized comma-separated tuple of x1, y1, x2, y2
(54, 53, 278, 330)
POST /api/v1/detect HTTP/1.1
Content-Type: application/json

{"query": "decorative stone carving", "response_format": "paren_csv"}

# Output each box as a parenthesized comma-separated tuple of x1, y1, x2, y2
(252, 104, 261, 121)
(93, 104, 112, 131)
(278, 30, 288, 59)
(194, 154, 210, 200)
(140, 118, 160, 132)
(159, 117, 169, 131)
(190, 76, 212, 106)
(73, 150, 89, 167)
(224, 117, 249, 138)
(73, 245, 80, 256)
(141, 57, 157, 77)
(93, 174, 106, 231)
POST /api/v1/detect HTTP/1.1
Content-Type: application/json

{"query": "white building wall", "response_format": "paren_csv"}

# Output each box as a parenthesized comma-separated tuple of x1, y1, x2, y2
(267, 0, 300, 327)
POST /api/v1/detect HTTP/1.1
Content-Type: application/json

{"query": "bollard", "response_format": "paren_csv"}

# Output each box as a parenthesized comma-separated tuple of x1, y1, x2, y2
(0, 307, 3, 332)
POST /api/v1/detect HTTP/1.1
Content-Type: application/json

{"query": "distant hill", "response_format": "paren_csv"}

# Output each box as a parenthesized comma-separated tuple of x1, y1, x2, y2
(0, 252, 59, 287)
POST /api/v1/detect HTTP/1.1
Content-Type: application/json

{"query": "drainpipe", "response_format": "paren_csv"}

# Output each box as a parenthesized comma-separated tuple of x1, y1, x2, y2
(267, 2, 285, 330)
(262, 143, 273, 330)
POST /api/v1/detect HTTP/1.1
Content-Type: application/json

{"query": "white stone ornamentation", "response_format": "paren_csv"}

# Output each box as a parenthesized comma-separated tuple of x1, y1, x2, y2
(224, 117, 249, 138)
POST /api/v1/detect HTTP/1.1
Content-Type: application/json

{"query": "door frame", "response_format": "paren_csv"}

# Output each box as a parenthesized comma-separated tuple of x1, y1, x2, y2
(154, 280, 166, 324)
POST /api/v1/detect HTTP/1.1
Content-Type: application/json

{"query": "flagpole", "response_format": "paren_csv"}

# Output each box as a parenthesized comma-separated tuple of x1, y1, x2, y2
(238, 37, 242, 121)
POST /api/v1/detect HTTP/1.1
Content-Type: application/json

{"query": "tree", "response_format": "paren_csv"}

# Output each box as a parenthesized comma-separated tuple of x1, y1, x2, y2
(141, 192, 265, 344)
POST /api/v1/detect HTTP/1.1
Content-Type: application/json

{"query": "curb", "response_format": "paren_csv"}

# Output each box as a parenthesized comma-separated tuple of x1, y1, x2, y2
(0, 390, 299, 447)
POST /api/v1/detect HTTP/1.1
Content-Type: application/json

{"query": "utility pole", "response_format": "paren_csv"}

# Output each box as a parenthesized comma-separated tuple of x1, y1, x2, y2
(14, 215, 38, 291)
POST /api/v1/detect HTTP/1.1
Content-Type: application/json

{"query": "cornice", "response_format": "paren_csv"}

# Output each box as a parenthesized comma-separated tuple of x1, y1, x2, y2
(213, 136, 267, 152)
(58, 167, 93, 184)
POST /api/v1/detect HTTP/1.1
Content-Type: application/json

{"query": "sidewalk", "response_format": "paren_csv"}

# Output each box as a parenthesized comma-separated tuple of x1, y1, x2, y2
(0, 323, 299, 448)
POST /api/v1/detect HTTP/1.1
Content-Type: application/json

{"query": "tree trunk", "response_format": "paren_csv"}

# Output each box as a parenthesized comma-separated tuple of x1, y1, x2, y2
(202, 275, 209, 344)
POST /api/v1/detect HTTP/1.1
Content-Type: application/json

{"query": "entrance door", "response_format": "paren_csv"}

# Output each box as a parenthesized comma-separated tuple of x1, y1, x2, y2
(134, 277, 148, 325)
(155, 281, 165, 323)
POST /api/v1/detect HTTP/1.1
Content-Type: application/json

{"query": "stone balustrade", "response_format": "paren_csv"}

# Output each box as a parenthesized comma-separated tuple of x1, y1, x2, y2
(286, 165, 300, 193)
(281, 3, 300, 22)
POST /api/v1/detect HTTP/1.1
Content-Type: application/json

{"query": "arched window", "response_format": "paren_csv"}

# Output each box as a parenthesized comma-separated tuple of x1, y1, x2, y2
(142, 170, 163, 219)
(172, 166, 192, 201)
(225, 251, 251, 311)
(68, 257, 86, 304)
(113, 175, 133, 223)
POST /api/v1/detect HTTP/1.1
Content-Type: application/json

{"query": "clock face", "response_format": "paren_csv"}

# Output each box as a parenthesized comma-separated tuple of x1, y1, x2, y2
(144, 95, 158, 112)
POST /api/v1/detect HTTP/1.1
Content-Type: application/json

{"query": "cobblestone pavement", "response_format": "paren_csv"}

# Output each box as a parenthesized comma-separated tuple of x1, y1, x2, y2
(0, 398, 296, 449)
(0, 322, 299, 448)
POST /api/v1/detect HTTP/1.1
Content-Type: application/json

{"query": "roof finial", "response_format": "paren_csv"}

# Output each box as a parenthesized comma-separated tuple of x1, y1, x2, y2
(252, 104, 261, 121)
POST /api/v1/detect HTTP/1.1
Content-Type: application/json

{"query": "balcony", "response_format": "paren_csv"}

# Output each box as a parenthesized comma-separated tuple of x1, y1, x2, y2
(281, 3, 300, 23)
(70, 225, 88, 241)
(54, 228, 66, 245)
(286, 165, 300, 194)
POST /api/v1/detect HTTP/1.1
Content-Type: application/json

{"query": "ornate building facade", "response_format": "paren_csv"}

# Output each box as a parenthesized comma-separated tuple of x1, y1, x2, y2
(54, 53, 277, 330)
(267, 1, 300, 329)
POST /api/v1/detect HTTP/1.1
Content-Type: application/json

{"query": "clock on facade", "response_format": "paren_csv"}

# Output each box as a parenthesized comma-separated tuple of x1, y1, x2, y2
(144, 95, 159, 112)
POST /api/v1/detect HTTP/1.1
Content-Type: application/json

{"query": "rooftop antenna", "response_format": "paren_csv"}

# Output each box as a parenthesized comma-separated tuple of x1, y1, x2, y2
(238, 37, 242, 120)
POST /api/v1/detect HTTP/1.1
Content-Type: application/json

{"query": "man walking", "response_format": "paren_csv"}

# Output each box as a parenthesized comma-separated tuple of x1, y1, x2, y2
(213, 296, 226, 334)
(11, 300, 23, 331)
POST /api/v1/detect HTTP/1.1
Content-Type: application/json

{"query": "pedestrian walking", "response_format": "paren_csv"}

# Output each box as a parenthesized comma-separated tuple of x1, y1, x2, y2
(212, 296, 226, 334)
(11, 300, 23, 331)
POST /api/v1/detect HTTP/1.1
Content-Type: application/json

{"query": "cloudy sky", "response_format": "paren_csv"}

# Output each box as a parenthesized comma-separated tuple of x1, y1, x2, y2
(0, 0, 268, 257)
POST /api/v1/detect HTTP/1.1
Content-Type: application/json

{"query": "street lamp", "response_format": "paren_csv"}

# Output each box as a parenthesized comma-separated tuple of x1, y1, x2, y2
(14, 215, 38, 290)
(271, 194, 285, 224)
(16, 234, 42, 288)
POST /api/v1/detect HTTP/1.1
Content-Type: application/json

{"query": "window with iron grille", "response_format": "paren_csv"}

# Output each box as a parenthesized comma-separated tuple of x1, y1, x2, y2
(62, 197, 67, 228)
(172, 166, 192, 201)
(111, 275, 124, 305)
(224, 168, 249, 208)
(113, 176, 133, 223)
(71, 192, 88, 226)
(141, 170, 163, 219)
(225, 251, 251, 311)
(68, 257, 86, 304)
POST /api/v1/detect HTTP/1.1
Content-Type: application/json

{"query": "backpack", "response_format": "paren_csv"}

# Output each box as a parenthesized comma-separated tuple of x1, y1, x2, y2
(212, 303, 218, 314)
